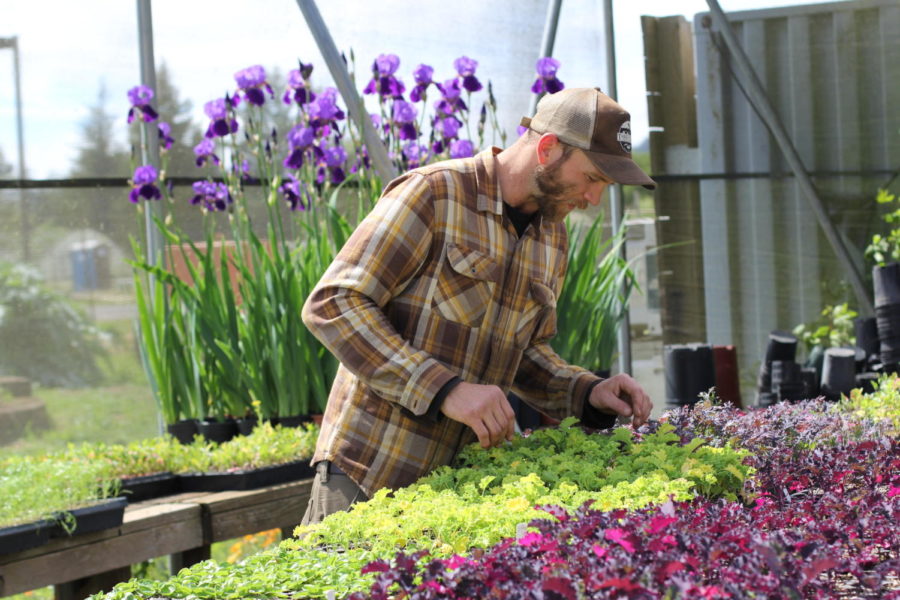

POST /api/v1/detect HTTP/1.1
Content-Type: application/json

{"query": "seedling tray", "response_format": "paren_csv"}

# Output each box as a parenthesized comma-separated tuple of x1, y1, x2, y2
(0, 519, 52, 555)
(179, 460, 315, 492)
(49, 497, 127, 538)
(120, 471, 181, 503)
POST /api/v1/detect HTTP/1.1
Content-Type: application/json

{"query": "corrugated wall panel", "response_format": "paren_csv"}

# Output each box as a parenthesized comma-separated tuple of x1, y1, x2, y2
(693, 0, 899, 398)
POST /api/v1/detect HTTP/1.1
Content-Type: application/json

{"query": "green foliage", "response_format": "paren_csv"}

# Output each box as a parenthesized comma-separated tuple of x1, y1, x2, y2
(839, 373, 900, 433)
(553, 218, 637, 371)
(865, 188, 900, 267)
(0, 454, 119, 530)
(0, 262, 106, 387)
(791, 302, 857, 355)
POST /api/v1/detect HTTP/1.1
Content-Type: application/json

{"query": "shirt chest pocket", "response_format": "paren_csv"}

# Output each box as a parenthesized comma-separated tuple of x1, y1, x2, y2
(431, 243, 500, 328)
(515, 279, 557, 349)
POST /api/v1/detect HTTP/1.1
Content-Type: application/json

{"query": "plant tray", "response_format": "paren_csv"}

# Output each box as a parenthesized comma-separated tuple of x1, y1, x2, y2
(49, 497, 128, 538)
(120, 471, 181, 503)
(179, 460, 315, 492)
(0, 519, 52, 555)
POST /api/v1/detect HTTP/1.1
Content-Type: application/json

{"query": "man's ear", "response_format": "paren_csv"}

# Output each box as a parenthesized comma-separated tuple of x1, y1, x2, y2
(535, 133, 560, 165)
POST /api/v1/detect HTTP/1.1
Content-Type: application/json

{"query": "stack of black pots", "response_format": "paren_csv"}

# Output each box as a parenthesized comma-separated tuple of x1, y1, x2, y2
(756, 331, 810, 407)
(873, 262, 900, 373)
(664, 344, 716, 409)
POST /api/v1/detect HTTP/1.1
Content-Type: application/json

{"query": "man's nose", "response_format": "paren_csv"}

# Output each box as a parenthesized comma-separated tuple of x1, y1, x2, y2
(585, 182, 607, 206)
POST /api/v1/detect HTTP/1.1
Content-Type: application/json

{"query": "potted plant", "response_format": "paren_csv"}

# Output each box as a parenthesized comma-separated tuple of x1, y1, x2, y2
(866, 188, 900, 370)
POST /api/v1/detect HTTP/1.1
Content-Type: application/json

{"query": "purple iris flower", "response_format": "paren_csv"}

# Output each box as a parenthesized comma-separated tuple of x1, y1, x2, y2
(279, 176, 308, 211)
(283, 68, 316, 106)
(234, 65, 273, 107)
(193, 138, 220, 167)
(287, 124, 315, 149)
(321, 146, 347, 185)
(308, 88, 345, 126)
(449, 139, 474, 159)
(531, 57, 565, 94)
(126, 85, 159, 124)
(435, 79, 467, 116)
(403, 141, 427, 168)
(157, 121, 174, 150)
(189, 180, 231, 212)
(204, 97, 238, 138)
(129, 165, 161, 203)
(362, 53, 405, 98)
(453, 56, 483, 93)
(436, 116, 462, 140)
(410, 64, 434, 102)
(392, 100, 418, 140)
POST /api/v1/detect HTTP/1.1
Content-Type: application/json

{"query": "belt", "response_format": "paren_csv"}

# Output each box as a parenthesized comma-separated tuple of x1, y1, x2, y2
(315, 460, 347, 482)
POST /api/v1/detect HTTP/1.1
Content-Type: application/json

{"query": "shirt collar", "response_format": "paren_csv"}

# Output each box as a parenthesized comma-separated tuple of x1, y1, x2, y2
(475, 147, 504, 216)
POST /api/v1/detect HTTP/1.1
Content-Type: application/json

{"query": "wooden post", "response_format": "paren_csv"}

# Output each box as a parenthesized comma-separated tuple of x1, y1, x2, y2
(54, 567, 132, 600)
(641, 15, 707, 345)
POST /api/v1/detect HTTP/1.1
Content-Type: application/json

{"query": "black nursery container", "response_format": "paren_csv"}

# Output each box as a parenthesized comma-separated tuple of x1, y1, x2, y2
(820, 348, 857, 401)
(166, 419, 198, 445)
(664, 344, 716, 408)
(873, 263, 900, 371)
(197, 418, 238, 444)
(854, 316, 880, 360)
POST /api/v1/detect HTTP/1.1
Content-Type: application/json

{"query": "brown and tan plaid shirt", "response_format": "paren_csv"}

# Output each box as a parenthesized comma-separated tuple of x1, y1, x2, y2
(302, 148, 601, 495)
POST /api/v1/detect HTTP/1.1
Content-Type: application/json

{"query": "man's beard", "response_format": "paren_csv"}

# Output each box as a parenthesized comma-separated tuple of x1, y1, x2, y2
(532, 157, 577, 222)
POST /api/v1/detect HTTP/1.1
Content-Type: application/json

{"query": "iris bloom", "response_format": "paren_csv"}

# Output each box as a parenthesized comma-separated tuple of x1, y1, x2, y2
(453, 55, 483, 93)
(403, 141, 428, 168)
(204, 97, 239, 138)
(283, 66, 316, 106)
(410, 64, 434, 102)
(279, 175, 308, 211)
(234, 65, 273, 106)
(322, 146, 347, 184)
(193, 138, 220, 167)
(435, 78, 467, 116)
(126, 85, 159, 123)
(129, 165, 161, 203)
(363, 53, 405, 98)
(189, 180, 231, 212)
(435, 116, 461, 140)
(392, 100, 418, 140)
(283, 124, 315, 169)
(531, 57, 564, 94)
(157, 121, 174, 150)
(449, 139, 474, 159)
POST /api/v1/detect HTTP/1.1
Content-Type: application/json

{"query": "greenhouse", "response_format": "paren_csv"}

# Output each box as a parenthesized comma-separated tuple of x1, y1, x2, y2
(0, 0, 898, 598)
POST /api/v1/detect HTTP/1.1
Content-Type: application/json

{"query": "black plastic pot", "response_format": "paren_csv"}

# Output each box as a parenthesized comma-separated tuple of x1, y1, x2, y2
(271, 415, 308, 428)
(820, 348, 857, 401)
(765, 330, 798, 363)
(801, 367, 819, 399)
(166, 419, 199, 445)
(873, 262, 900, 308)
(664, 344, 716, 408)
(0, 519, 52, 555)
(855, 372, 880, 394)
(854, 316, 880, 359)
(179, 460, 315, 492)
(49, 497, 127, 538)
(235, 416, 258, 436)
(120, 472, 181, 503)
(197, 418, 238, 444)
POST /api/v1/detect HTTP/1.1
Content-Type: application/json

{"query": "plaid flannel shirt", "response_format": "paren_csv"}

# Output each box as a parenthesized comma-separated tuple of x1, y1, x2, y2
(302, 148, 601, 495)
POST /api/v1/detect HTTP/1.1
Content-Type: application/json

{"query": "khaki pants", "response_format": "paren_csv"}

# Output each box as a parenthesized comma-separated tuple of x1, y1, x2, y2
(301, 461, 368, 526)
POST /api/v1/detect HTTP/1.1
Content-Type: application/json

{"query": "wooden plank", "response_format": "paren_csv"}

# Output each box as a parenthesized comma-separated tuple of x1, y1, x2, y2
(208, 481, 311, 542)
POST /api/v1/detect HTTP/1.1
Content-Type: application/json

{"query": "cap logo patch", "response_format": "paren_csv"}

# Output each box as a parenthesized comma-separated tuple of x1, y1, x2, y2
(617, 121, 632, 153)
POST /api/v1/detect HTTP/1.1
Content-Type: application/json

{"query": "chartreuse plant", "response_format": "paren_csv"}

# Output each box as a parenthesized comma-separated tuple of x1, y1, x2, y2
(865, 188, 900, 267)
(0, 456, 120, 532)
(61, 435, 182, 479)
(839, 373, 900, 432)
(168, 421, 318, 473)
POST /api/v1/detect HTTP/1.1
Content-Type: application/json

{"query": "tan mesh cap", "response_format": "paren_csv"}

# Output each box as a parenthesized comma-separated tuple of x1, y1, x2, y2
(520, 87, 656, 189)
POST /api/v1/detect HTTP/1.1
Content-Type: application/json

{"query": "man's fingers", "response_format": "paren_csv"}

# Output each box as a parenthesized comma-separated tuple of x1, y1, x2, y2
(470, 420, 492, 448)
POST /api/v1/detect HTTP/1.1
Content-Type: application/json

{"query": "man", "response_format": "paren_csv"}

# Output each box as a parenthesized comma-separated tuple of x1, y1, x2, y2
(301, 87, 656, 524)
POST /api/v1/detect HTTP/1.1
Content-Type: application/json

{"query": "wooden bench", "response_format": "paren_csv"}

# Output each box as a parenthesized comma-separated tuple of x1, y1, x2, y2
(0, 478, 312, 599)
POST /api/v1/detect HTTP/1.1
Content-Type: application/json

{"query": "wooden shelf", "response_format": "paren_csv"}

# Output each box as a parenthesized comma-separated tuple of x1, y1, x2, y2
(0, 478, 312, 598)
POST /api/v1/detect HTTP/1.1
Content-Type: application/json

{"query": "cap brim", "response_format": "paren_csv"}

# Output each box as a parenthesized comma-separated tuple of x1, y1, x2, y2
(585, 151, 656, 190)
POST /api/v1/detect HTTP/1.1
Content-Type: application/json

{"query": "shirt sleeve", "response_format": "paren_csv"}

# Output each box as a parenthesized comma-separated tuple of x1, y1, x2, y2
(301, 172, 457, 416)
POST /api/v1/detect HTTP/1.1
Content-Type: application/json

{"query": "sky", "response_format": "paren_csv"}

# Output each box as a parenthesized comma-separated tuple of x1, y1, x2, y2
(0, 0, 839, 179)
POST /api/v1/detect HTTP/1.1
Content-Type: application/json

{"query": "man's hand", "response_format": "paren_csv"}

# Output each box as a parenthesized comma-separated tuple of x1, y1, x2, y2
(440, 381, 516, 448)
(588, 373, 653, 429)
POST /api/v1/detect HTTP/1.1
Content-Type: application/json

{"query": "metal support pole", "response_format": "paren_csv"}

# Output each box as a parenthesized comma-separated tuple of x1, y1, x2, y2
(0, 37, 29, 262)
(603, 0, 633, 375)
(136, 0, 163, 267)
(704, 0, 874, 316)
(526, 0, 564, 118)
(294, 0, 396, 184)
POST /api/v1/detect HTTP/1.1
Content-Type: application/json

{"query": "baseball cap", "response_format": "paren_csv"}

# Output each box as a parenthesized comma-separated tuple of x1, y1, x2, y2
(520, 87, 656, 189)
